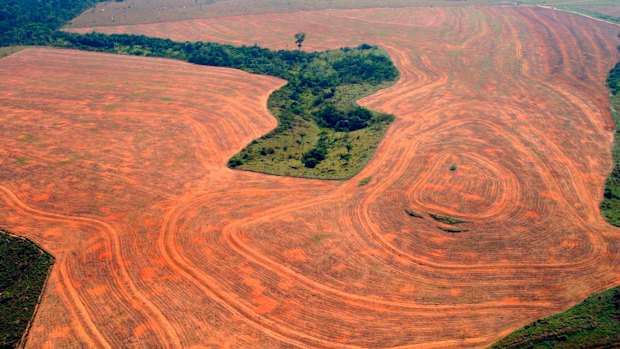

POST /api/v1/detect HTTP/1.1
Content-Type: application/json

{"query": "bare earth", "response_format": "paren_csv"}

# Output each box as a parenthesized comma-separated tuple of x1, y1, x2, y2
(66, 0, 521, 28)
(3, 6, 620, 348)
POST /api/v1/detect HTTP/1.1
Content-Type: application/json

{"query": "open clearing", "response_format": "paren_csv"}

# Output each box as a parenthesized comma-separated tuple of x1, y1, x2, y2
(66, 0, 540, 28)
(3, 5, 620, 348)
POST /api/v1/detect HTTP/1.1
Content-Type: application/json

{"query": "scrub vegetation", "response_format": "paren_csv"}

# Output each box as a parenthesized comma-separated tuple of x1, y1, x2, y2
(600, 60, 620, 226)
(492, 286, 620, 348)
(0, 231, 54, 348)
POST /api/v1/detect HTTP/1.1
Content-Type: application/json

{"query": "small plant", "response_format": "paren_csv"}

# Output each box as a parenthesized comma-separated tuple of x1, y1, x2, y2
(359, 176, 372, 186)
(429, 213, 467, 225)
(259, 147, 275, 156)
(17, 134, 37, 143)
(404, 208, 423, 218)
(438, 227, 468, 233)
(449, 163, 457, 172)
(311, 234, 332, 243)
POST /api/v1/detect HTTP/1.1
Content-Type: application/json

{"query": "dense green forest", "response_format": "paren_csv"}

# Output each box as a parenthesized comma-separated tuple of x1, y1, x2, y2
(0, 0, 110, 46)
(0, 231, 54, 348)
(600, 61, 620, 226)
(491, 286, 620, 348)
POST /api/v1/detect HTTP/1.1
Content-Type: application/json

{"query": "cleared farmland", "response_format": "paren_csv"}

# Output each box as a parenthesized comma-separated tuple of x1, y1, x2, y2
(4, 5, 620, 348)
(65, 0, 620, 28)
(66, 0, 531, 28)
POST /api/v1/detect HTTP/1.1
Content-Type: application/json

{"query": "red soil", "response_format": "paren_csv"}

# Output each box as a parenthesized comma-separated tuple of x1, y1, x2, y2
(4, 6, 620, 348)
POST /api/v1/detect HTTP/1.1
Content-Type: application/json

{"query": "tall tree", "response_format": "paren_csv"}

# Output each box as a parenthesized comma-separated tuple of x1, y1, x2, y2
(294, 32, 306, 52)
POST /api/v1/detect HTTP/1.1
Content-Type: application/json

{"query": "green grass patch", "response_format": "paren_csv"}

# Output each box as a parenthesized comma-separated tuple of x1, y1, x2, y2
(557, 6, 620, 24)
(429, 213, 467, 225)
(57, 154, 82, 165)
(492, 286, 620, 348)
(404, 208, 423, 218)
(17, 134, 37, 143)
(15, 157, 28, 166)
(359, 176, 372, 186)
(490, 21, 501, 35)
(134, 134, 148, 142)
(0, 230, 54, 348)
(449, 50, 460, 58)
(311, 234, 332, 243)
(0, 46, 28, 59)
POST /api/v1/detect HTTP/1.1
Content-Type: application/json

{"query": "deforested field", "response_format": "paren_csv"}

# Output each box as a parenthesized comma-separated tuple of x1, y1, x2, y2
(2, 4, 620, 348)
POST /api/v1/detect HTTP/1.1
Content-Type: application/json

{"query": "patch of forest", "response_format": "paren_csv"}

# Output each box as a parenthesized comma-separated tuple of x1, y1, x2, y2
(0, 231, 54, 348)
(601, 60, 620, 226)
(0, 0, 110, 46)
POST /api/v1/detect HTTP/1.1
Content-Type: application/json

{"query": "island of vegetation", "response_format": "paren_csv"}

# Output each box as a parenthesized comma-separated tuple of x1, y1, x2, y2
(0, 231, 54, 348)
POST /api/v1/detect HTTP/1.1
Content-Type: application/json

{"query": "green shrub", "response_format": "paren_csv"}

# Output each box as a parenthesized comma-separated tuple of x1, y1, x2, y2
(429, 213, 467, 225)
(359, 176, 372, 186)
(404, 208, 423, 218)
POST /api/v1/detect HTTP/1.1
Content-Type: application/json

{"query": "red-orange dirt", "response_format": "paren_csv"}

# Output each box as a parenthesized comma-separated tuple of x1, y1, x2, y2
(4, 6, 620, 348)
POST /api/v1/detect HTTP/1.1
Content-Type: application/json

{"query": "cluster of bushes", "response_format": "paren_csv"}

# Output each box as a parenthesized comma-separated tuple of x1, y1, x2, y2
(314, 105, 373, 131)
(607, 62, 620, 96)
(301, 131, 329, 168)
(429, 213, 467, 225)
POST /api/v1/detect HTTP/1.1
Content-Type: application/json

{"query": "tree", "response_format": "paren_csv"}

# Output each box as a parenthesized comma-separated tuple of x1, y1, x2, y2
(294, 32, 306, 52)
